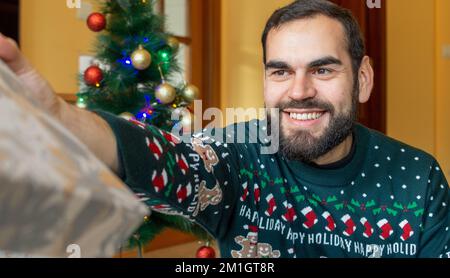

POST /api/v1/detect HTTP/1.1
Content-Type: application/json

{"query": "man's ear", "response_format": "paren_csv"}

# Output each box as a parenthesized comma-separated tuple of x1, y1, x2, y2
(358, 56, 374, 104)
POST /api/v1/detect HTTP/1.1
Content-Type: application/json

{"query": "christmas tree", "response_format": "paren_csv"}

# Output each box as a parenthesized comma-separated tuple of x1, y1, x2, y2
(76, 0, 212, 254)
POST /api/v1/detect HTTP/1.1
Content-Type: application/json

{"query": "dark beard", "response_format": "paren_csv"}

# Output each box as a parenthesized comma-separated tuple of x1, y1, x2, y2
(268, 92, 358, 163)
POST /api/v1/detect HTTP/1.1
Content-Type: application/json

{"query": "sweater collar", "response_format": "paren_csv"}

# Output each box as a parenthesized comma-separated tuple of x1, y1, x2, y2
(281, 123, 370, 187)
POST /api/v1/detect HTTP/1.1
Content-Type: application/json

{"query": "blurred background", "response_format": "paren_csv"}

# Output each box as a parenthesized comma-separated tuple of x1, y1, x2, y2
(0, 0, 449, 257)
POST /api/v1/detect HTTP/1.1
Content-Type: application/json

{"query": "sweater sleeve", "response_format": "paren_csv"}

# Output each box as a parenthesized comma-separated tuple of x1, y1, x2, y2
(94, 110, 242, 239)
(417, 160, 450, 258)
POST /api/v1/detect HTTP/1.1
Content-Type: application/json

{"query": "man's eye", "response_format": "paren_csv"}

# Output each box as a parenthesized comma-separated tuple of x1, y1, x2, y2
(313, 68, 332, 75)
(272, 70, 289, 76)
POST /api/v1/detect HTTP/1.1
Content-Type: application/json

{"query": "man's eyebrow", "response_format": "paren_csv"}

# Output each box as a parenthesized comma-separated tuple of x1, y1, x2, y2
(308, 56, 342, 68)
(265, 56, 342, 71)
(265, 60, 292, 70)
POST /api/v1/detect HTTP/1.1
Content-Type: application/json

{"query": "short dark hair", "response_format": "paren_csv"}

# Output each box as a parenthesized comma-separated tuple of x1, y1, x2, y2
(261, 0, 365, 76)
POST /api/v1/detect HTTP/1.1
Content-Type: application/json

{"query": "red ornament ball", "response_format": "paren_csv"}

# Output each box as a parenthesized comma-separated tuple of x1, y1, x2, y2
(87, 12, 106, 32)
(84, 65, 103, 86)
(196, 246, 216, 258)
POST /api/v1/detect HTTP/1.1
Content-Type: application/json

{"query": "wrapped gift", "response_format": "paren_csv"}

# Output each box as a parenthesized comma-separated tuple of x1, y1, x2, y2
(0, 61, 148, 257)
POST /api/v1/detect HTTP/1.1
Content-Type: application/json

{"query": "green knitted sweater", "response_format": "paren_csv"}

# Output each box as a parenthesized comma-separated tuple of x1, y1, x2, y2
(96, 111, 449, 258)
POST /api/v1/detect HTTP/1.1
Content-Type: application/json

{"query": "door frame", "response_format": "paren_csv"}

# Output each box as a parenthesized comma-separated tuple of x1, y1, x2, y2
(330, 0, 387, 133)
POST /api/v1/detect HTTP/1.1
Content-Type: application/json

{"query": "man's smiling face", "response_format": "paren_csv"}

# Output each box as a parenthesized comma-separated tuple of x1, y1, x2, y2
(264, 15, 359, 163)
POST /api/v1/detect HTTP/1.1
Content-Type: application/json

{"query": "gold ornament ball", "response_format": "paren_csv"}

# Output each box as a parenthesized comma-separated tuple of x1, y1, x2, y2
(119, 112, 135, 121)
(155, 83, 176, 104)
(167, 36, 180, 52)
(131, 46, 152, 70)
(182, 84, 199, 103)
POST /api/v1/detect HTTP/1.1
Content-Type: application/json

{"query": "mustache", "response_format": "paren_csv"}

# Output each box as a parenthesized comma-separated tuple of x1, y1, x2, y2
(275, 99, 334, 113)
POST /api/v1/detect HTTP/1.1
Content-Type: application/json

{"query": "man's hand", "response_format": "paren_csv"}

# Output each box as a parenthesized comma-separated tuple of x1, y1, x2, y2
(0, 34, 119, 173)
(0, 33, 62, 118)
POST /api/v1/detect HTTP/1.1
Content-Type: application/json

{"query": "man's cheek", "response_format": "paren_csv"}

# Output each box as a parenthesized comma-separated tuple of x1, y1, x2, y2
(263, 94, 276, 108)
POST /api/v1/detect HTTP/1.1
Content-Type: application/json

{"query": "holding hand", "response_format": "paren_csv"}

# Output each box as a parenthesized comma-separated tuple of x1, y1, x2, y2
(0, 33, 62, 118)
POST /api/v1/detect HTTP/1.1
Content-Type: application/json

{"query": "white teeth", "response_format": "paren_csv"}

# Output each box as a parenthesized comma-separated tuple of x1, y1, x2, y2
(289, 112, 323, 121)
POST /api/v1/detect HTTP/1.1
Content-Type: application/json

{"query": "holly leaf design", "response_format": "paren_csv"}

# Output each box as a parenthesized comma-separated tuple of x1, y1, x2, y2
(312, 194, 321, 203)
(393, 202, 404, 210)
(407, 202, 418, 210)
(366, 200, 376, 208)
(261, 180, 267, 189)
(240, 169, 253, 179)
(414, 209, 424, 217)
(262, 172, 271, 181)
(351, 199, 360, 207)
(335, 203, 344, 210)
(308, 198, 318, 207)
(327, 196, 337, 203)
(373, 208, 382, 215)
(386, 208, 398, 216)
(290, 185, 300, 193)
(274, 178, 284, 185)
(348, 206, 356, 213)
(295, 195, 305, 203)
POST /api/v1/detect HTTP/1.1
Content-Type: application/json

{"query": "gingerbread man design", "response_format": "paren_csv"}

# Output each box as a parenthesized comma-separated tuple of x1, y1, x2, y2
(191, 138, 219, 172)
(192, 181, 223, 217)
(231, 225, 281, 258)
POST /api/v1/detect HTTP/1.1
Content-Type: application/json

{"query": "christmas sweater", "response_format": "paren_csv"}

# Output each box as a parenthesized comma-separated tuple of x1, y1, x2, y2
(96, 111, 450, 258)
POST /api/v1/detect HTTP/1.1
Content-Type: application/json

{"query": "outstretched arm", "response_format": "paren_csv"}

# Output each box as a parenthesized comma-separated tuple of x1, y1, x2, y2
(0, 33, 243, 238)
(96, 110, 242, 239)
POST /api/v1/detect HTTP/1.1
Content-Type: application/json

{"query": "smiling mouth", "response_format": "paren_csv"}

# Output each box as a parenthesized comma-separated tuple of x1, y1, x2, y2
(283, 110, 327, 121)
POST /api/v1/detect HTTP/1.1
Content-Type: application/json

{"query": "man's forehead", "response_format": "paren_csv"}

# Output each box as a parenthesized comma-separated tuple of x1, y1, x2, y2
(265, 15, 348, 65)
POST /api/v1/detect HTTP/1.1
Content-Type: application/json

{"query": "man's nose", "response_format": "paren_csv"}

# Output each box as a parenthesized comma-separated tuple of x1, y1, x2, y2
(287, 73, 316, 100)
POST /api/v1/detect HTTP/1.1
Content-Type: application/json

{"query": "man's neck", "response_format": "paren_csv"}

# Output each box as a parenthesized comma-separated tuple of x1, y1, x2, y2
(313, 133, 354, 166)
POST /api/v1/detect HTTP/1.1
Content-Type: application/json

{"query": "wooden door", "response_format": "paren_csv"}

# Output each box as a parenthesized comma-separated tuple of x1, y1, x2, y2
(329, 0, 386, 133)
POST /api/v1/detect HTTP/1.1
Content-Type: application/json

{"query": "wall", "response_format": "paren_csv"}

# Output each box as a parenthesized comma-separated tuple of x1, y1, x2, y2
(20, 0, 97, 95)
(386, 0, 436, 154)
(387, 0, 450, 176)
(220, 0, 291, 114)
(435, 0, 450, 177)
